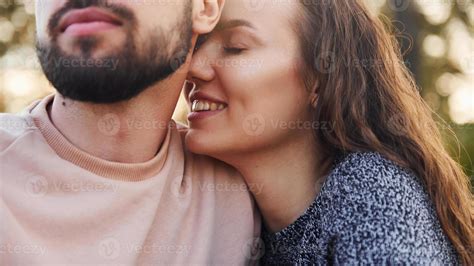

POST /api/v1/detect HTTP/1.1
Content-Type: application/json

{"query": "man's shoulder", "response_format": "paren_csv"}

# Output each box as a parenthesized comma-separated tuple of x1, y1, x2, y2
(173, 121, 258, 225)
(185, 148, 243, 185)
(0, 111, 37, 152)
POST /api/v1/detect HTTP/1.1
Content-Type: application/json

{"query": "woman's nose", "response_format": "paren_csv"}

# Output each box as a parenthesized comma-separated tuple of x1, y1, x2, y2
(188, 46, 217, 83)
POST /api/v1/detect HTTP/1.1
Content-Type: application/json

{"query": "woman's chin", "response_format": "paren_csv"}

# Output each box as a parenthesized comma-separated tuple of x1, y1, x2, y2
(185, 128, 241, 161)
(184, 128, 214, 156)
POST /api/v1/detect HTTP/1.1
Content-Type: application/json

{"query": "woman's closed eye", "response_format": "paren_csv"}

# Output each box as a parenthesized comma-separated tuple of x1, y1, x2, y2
(223, 46, 246, 55)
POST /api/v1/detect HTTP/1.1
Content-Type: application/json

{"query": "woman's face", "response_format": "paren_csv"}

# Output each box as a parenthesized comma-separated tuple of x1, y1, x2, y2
(185, 0, 313, 159)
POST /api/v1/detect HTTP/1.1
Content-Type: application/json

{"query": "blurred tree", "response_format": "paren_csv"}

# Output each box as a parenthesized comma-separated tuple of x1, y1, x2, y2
(385, 0, 473, 181)
(1, 0, 38, 112)
(0, 1, 35, 56)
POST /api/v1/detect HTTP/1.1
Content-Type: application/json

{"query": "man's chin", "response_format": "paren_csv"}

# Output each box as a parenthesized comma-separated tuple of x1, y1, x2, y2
(58, 33, 127, 58)
(38, 51, 172, 104)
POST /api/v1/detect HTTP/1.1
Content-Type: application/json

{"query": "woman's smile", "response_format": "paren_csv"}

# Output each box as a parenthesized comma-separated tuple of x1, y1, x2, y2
(187, 90, 228, 122)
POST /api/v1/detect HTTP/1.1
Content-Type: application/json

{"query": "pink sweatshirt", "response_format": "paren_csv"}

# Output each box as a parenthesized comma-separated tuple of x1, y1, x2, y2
(0, 95, 260, 265)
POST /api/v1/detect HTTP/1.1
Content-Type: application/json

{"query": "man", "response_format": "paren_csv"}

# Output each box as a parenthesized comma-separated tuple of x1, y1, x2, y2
(0, 0, 259, 264)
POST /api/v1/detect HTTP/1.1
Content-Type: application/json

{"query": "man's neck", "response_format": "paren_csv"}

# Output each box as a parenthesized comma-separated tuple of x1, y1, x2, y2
(49, 77, 183, 163)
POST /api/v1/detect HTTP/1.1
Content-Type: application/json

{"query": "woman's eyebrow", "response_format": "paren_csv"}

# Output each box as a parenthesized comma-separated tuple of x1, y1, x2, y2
(214, 19, 266, 46)
(216, 19, 256, 31)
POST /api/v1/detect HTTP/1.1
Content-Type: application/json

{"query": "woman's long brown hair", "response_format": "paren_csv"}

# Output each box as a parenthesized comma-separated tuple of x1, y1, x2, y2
(295, 0, 473, 263)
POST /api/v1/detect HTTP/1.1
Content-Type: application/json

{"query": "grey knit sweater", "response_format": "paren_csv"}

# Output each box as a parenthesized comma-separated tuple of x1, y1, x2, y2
(261, 152, 459, 265)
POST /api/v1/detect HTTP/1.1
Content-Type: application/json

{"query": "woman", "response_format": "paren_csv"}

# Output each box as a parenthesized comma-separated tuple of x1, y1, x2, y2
(184, 0, 473, 264)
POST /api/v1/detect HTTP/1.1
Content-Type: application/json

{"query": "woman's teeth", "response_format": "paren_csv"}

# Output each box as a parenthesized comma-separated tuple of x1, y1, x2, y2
(192, 100, 226, 112)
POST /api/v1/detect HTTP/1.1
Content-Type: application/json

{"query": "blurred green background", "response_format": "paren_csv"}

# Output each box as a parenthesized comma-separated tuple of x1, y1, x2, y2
(0, 0, 473, 184)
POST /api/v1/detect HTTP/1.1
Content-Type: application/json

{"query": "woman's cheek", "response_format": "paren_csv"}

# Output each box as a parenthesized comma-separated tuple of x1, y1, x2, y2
(212, 49, 304, 147)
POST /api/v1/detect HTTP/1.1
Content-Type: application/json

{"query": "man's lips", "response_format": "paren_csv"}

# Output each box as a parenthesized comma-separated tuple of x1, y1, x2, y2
(59, 7, 123, 35)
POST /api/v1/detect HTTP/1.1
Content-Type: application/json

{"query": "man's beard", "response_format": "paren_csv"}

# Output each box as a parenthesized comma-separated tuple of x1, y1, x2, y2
(37, 0, 193, 104)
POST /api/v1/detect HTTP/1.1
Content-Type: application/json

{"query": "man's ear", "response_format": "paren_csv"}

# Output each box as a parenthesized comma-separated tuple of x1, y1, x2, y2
(191, 0, 225, 34)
